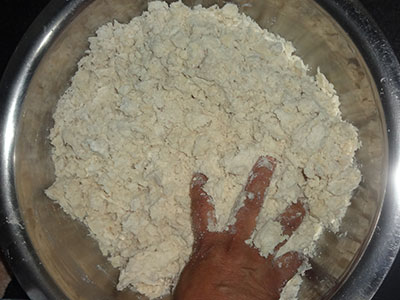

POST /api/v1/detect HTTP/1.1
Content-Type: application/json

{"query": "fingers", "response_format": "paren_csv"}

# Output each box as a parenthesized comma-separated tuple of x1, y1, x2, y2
(232, 156, 276, 241)
(273, 201, 306, 253)
(190, 173, 216, 242)
(278, 201, 306, 236)
(274, 251, 304, 287)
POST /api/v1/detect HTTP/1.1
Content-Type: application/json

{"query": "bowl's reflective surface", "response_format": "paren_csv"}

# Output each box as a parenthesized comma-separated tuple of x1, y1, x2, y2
(9, 0, 389, 299)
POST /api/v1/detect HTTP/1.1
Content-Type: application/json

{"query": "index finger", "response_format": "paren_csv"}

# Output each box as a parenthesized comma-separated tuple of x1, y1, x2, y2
(190, 173, 216, 243)
(231, 156, 276, 241)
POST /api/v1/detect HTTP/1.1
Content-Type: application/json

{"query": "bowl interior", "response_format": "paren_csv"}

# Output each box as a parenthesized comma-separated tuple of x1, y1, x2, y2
(14, 0, 387, 299)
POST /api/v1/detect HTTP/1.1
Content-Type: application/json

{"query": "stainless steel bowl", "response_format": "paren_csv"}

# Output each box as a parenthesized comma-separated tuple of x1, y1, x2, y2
(1, 0, 400, 299)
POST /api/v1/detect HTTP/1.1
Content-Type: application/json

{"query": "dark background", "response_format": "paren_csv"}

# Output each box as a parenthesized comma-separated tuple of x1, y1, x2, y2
(1, 0, 400, 299)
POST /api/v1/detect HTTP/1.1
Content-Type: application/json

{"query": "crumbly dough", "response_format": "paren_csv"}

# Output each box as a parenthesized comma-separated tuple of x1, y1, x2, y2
(46, 2, 361, 299)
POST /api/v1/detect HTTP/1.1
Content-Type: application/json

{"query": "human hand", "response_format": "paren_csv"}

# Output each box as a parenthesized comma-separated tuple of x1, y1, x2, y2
(173, 156, 306, 300)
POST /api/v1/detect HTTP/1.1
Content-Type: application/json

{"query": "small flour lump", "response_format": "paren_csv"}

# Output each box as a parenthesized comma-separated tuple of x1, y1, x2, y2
(45, 2, 361, 299)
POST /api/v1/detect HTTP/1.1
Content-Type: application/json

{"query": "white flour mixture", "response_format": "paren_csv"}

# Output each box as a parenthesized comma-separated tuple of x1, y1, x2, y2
(46, 2, 361, 299)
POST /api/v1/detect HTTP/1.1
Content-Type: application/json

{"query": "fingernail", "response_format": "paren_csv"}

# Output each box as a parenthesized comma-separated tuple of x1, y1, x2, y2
(191, 173, 207, 187)
(256, 156, 276, 171)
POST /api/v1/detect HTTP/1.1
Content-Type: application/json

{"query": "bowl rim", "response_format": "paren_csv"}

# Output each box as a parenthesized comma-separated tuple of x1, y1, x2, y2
(1, 0, 400, 299)
(316, 0, 400, 298)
